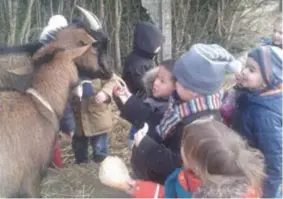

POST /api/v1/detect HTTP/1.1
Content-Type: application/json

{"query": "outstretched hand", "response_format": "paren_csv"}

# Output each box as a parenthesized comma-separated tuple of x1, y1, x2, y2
(113, 82, 132, 104)
(125, 179, 136, 195)
(95, 91, 109, 104)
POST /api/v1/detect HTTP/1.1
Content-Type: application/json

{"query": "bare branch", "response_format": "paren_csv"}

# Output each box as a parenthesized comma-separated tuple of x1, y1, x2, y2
(20, 0, 35, 44)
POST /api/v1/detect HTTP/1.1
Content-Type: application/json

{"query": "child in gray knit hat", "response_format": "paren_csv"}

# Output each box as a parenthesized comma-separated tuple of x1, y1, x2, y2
(172, 43, 242, 101)
(155, 43, 242, 139)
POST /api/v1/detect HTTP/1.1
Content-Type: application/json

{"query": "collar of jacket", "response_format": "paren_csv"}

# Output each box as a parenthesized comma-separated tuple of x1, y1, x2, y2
(133, 47, 156, 59)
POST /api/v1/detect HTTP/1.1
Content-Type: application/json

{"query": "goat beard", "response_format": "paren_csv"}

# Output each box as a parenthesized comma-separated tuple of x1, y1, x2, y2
(77, 67, 112, 80)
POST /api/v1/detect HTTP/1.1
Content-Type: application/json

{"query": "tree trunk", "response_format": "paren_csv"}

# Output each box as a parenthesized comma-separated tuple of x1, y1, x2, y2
(100, 0, 105, 22)
(20, 0, 35, 44)
(8, 0, 19, 45)
(69, 0, 78, 21)
(114, 0, 122, 72)
(141, 0, 172, 61)
(50, 0, 53, 16)
(57, 0, 64, 14)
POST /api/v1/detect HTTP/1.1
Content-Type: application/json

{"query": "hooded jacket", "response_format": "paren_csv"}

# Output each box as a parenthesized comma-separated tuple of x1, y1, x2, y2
(232, 89, 282, 198)
(122, 23, 164, 98)
(118, 67, 170, 131)
(71, 74, 123, 137)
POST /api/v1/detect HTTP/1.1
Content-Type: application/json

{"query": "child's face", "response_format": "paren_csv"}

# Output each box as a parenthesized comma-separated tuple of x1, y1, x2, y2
(175, 82, 198, 101)
(240, 58, 267, 90)
(272, 21, 282, 46)
(152, 66, 175, 98)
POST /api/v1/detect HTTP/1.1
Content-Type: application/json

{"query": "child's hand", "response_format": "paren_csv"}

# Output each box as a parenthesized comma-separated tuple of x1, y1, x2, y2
(125, 179, 136, 195)
(134, 123, 149, 147)
(95, 91, 108, 104)
(113, 84, 132, 104)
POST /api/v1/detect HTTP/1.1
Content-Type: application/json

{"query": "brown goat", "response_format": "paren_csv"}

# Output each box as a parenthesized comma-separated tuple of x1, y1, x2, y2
(0, 43, 98, 197)
(0, 7, 113, 196)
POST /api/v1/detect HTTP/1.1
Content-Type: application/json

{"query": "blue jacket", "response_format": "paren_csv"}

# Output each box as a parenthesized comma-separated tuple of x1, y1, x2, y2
(232, 90, 282, 198)
(60, 103, 75, 134)
(165, 168, 194, 198)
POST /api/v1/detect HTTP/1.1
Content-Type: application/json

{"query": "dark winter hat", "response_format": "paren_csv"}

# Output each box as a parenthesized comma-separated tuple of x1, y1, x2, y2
(173, 44, 242, 95)
(133, 22, 165, 54)
(248, 45, 283, 88)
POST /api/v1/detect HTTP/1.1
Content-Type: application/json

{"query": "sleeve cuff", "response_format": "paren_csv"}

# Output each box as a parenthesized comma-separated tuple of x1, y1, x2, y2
(120, 95, 147, 127)
(137, 135, 157, 155)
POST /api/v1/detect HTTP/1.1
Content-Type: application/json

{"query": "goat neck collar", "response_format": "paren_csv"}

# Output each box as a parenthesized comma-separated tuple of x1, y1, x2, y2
(26, 88, 59, 128)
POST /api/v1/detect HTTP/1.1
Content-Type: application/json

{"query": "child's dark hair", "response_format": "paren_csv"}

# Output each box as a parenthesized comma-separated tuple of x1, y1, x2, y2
(159, 59, 175, 73)
(182, 117, 266, 195)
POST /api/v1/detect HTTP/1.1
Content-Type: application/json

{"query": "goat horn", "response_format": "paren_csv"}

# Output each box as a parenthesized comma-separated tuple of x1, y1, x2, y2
(76, 5, 102, 30)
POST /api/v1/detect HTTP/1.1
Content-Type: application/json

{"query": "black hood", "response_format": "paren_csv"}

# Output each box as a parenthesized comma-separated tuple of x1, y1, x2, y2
(133, 23, 164, 57)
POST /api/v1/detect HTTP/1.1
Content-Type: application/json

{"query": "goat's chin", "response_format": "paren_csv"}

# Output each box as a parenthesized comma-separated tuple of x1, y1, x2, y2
(99, 71, 113, 80)
(77, 68, 112, 80)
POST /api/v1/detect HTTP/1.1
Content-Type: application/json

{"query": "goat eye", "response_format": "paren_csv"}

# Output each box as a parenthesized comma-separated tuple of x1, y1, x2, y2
(92, 42, 99, 48)
(79, 40, 86, 46)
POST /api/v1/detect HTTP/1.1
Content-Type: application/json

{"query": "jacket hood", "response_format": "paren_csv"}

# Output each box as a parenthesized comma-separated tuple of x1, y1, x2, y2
(193, 178, 254, 198)
(142, 67, 159, 96)
(240, 90, 282, 116)
(133, 23, 164, 57)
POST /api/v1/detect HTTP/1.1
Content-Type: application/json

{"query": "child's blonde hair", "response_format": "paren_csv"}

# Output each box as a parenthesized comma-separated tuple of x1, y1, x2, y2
(182, 118, 266, 194)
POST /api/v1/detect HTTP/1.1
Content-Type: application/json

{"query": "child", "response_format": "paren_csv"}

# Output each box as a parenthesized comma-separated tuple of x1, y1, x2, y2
(122, 22, 164, 99)
(119, 117, 266, 198)
(114, 44, 242, 184)
(70, 73, 123, 164)
(231, 45, 282, 198)
(122, 22, 164, 148)
(220, 17, 283, 125)
(50, 103, 75, 168)
(260, 16, 282, 48)
(127, 59, 176, 148)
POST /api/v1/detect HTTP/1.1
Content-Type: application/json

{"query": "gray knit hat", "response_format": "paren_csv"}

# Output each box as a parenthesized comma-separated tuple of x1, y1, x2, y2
(173, 43, 242, 95)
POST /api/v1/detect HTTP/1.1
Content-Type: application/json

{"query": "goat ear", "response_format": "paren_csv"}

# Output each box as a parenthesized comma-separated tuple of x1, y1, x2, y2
(64, 44, 92, 60)
(32, 43, 61, 64)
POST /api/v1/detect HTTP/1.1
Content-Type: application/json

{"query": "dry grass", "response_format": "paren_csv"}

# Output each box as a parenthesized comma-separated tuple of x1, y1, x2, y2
(41, 163, 130, 198)
(41, 106, 132, 198)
